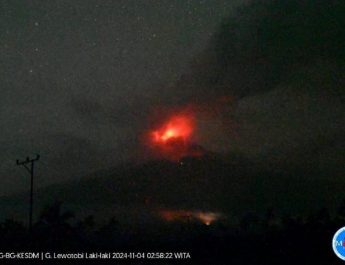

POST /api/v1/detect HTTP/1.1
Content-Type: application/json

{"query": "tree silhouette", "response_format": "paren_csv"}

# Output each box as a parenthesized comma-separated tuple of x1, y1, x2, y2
(32, 201, 76, 250)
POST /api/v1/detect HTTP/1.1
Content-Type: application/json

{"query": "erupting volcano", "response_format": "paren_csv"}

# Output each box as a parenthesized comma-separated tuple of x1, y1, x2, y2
(152, 115, 194, 144)
(147, 113, 204, 160)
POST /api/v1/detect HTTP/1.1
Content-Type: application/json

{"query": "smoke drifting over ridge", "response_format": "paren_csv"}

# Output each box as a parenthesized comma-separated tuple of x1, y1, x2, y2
(173, 0, 344, 101)
(161, 0, 344, 166)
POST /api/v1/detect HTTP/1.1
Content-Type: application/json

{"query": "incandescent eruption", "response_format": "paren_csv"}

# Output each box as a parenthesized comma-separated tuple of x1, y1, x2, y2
(151, 115, 194, 144)
(146, 112, 204, 161)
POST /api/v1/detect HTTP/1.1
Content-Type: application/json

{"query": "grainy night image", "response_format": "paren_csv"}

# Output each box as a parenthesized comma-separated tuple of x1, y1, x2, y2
(0, 0, 344, 264)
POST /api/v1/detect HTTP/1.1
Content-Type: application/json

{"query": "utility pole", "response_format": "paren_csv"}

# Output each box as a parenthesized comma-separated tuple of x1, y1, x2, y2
(16, 154, 40, 231)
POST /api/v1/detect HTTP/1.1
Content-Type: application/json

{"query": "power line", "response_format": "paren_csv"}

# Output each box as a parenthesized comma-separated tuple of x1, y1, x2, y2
(16, 154, 40, 232)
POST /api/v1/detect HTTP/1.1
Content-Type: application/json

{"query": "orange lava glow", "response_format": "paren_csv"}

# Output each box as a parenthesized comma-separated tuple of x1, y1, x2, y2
(159, 210, 221, 226)
(147, 114, 197, 160)
(151, 115, 194, 144)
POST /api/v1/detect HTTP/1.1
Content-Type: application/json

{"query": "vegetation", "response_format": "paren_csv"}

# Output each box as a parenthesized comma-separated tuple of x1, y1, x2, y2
(0, 201, 344, 264)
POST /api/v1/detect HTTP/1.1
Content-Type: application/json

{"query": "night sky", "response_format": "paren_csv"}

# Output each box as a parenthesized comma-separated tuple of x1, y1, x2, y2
(0, 0, 244, 195)
(0, 0, 344, 205)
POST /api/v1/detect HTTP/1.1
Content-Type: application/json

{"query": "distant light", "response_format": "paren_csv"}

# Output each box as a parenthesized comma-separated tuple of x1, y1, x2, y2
(159, 210, 221, 225)
(195, 212, 219, 226)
